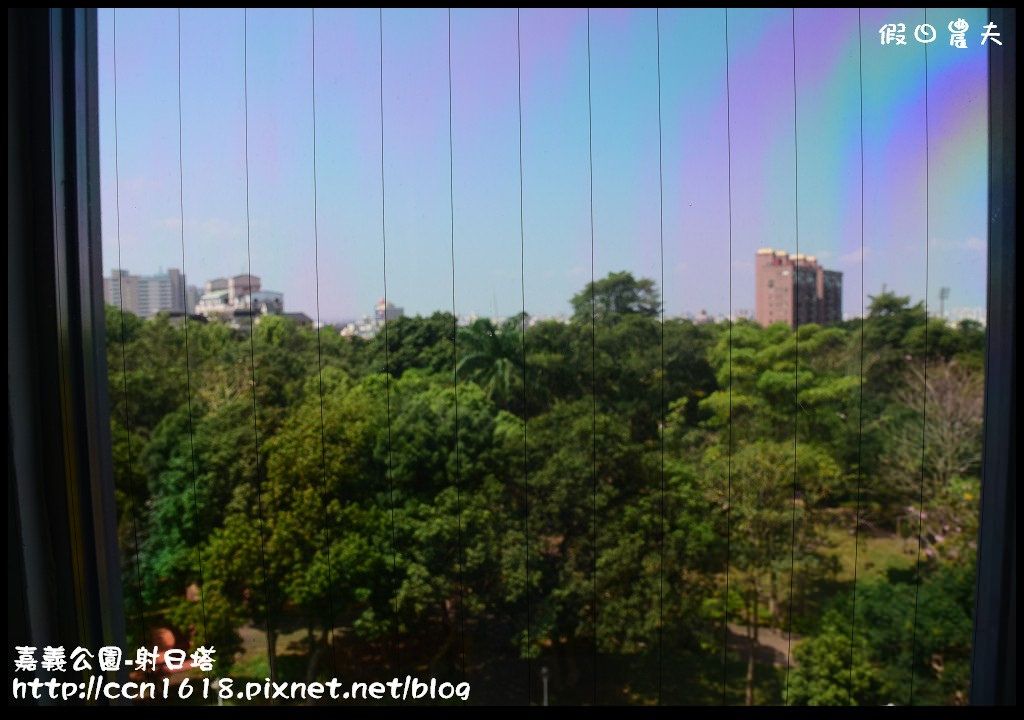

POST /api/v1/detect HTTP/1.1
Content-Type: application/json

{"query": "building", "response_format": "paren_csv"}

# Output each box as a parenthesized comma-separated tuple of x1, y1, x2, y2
(755, 248, 842, 328)
(375, 298, 404, 324)
(205, 277, 229, 294)
(229, 274, 260, 302)
(233, 290, 284, 320)
(104, 269, 138, 314)
(196, 275, 260, 313)
(193, 273, 286, 328)
(196, 277, 230, 318)
(339, 316, 378, 339)
(196, 289, 231, 318)
(103, 268, 197, 318)
(340, 299, 406, 339)
(185, 284, 201, 314)
(135, 267, 181, 318)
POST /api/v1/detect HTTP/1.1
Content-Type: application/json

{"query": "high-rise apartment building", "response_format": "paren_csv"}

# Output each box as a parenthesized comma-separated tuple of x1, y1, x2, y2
(755, 248, 842, 328)
(103, 268, 197, 318)
(104, 269, 138, 315)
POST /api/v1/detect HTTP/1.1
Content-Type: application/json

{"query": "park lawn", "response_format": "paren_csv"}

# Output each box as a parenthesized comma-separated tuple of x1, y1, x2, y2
(824, 526, 917, 583)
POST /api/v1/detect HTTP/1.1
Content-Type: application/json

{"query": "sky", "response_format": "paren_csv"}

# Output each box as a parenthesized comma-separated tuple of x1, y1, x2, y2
(98, 8, 991, 324)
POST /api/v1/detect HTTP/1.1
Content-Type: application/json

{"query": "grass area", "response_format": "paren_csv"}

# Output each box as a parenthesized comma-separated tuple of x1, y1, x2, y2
(823, 526, 917, 583)
(788, 523, 921, 637)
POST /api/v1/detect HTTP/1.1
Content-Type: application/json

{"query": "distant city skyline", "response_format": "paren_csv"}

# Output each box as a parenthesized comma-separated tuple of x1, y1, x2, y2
(99, 8, 989, 326)
(105, 261, 986, 332)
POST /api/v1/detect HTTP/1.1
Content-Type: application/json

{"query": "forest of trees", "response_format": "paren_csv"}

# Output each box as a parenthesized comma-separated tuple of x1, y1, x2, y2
(107, 271, 984, 706)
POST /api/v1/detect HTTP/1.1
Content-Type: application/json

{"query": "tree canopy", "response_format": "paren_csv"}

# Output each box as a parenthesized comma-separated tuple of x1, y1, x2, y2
(107, 274, 983, 705)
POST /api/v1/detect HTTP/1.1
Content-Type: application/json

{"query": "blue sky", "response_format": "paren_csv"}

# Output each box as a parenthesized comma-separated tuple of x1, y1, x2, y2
(99, 8, 990, 324)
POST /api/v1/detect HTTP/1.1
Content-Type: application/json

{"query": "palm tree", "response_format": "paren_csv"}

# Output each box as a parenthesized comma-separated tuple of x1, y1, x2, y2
(455, 315, 525, 408)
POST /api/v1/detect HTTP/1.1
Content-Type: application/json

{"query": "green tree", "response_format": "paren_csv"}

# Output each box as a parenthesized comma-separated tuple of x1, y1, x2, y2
(103, 272, 982, 705)
(456, 316, 524, 411)
(703, 440, 838, 705)
(788, 613, 881, 705)
(367, 312, 457, 378)
(571, 270, 660, 325)
(855, 564, 975, 705)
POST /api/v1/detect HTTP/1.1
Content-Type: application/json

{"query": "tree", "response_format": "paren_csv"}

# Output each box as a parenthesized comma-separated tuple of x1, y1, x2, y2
(104, 273, 982, 704)
(366, 312, 457, 378)
(456, 316, 524, 410)
(521, 319, 580, 415)
(788, 613, 880, 705)
(878, 360, 984, 534)
(571, 271, 660, 326)
(861, 291, 926, 396)
(896, 361, 983, 490)
(702, 440, 838, 705)
(267, 371, 393, 675)
(662, 318, 719, 428)
(854, 563, 974, 705)
(165, 580, 246, 674)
